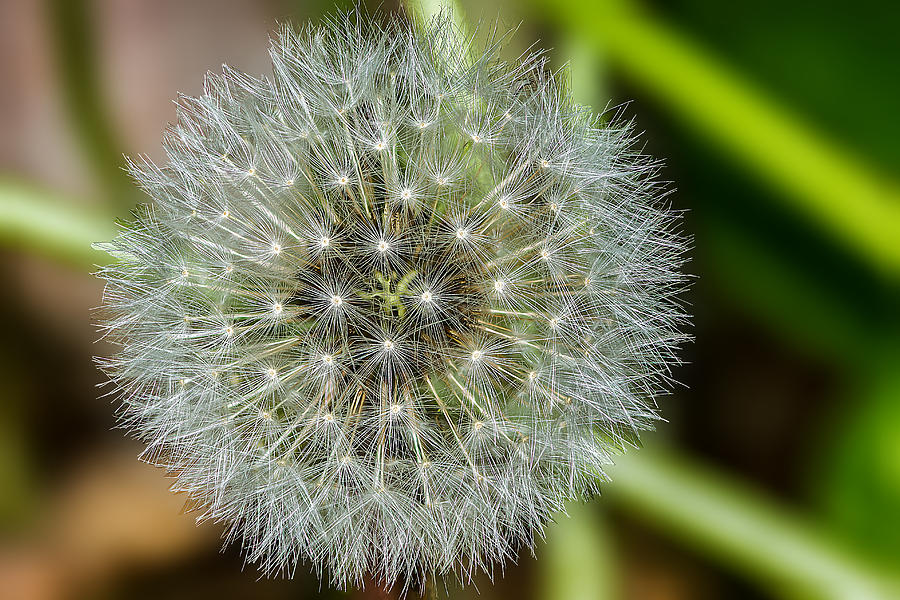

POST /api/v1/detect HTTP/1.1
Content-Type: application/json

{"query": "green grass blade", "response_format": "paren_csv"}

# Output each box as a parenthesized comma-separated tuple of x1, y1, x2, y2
(608, 447, 900, 599)
(532, 0, 900, 277)
(0, 179, 115, 268)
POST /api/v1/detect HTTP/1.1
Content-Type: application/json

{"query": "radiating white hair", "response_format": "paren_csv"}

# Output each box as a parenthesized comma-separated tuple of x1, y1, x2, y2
(96, 8, 688, 593)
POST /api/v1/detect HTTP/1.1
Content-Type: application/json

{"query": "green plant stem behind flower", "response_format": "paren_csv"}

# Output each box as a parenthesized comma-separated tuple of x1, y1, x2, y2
(531, 0, 900, 278)
(0, 179, 115, 268)
(609, 447, 900, 600)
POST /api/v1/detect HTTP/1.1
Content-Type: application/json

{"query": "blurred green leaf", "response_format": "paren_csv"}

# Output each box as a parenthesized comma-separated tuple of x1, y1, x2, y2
(0, 179, 115, 268)
(530, 0, 900, 278)
(539, 503, 617, 600)
(608, 446, 900, 599)
(817, 355, 900, 560)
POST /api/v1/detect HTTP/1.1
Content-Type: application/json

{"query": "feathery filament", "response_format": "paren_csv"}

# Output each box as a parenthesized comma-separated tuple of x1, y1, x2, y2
(96, 10, 688, 592)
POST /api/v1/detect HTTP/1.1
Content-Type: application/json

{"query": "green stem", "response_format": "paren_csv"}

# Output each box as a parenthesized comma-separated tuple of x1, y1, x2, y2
(607, 447, 899, 599)
(0, 179, 115, 268)
(46, 0, 135, 207)
(405, 0, 469, 34)
(530, 0, 900, 278)
(539, 502, 617, 600)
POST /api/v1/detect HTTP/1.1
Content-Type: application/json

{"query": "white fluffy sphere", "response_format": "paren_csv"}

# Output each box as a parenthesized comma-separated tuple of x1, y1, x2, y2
(97, 10, 688, 591)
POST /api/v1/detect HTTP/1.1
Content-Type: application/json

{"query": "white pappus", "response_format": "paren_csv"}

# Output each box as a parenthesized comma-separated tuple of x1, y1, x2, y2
(95, 9, 689, 593)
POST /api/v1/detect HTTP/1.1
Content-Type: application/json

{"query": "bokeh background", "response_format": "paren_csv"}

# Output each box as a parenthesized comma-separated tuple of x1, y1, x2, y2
(1, 1, 898, 598)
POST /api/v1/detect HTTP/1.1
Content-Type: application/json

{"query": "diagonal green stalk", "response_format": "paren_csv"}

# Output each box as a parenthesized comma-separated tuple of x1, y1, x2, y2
(539, 502, 617, 600)
(530, 0, 900, 278)
(608, 447, 900, 600)
(0, 179, 115, 268)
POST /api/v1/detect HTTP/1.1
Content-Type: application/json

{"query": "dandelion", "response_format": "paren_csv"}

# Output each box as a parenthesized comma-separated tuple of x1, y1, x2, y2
(95, 9, 688, 594)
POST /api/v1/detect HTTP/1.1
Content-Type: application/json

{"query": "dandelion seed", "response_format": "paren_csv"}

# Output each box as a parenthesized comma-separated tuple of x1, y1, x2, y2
(96, 9, 688, 593)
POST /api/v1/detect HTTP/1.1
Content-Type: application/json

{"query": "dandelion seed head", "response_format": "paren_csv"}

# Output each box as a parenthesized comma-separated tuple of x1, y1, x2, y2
(96, 8, 689, 593)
